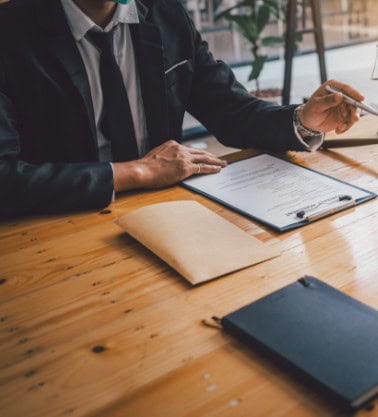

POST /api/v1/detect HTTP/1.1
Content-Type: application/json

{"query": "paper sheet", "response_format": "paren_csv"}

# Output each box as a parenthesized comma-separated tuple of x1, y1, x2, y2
(183, 154, 374, 230)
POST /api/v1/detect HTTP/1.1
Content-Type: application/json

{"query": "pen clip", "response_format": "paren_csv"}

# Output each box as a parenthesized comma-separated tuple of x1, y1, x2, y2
(296, 195, 355, 222)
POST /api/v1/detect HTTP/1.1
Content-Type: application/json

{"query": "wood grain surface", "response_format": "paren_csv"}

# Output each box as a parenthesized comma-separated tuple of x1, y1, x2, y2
(0, 144, 377, 417)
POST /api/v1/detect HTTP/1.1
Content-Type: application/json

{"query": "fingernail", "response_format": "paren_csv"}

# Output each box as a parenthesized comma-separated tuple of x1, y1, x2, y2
(336, 93, 344, 101)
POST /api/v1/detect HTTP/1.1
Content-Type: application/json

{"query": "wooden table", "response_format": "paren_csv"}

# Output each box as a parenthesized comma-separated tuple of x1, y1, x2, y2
(1, 144, 377, 417)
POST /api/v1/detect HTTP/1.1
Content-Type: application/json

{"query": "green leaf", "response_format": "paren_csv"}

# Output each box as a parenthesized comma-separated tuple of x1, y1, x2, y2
(256, 4, 270, 34)
(248, 55, 267, 81)
(261, 35, 285, 46)
(226, 14, 258, 42)
(270, 0, 288, 21)
(264, 0, 281, 18)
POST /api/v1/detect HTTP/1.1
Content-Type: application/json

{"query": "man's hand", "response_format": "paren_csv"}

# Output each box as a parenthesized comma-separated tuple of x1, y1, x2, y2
(113, 140, 227, 193)
(298, 80, 364, 134)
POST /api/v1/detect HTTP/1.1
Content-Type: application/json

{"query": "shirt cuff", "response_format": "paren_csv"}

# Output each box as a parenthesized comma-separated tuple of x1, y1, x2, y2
(109, 163, 115, 202)
(293, 121, 325, 152)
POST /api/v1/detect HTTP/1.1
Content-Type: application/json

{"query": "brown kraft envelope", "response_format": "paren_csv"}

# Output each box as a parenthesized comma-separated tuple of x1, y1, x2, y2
(116, 200, 279, 285)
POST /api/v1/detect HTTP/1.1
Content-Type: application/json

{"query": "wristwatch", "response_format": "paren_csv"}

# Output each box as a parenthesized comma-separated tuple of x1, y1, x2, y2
(293, 104, 322, 137)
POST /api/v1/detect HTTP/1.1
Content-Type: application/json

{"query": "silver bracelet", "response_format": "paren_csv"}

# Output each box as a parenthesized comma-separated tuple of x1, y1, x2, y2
(293, 104, 322, 137)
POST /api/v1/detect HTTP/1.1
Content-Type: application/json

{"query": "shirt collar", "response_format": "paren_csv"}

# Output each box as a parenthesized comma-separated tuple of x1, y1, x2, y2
(60, 0, 140, 41)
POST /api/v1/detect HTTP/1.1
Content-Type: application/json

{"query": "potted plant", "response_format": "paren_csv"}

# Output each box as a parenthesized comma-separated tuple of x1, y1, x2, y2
(216, 0, 297, 99)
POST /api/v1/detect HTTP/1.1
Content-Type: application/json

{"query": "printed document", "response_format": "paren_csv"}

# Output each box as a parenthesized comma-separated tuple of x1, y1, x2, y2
(183, 154, 374, 231)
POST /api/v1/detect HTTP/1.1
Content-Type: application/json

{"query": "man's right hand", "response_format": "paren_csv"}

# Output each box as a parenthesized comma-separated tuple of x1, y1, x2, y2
(113, 140, 227, 193)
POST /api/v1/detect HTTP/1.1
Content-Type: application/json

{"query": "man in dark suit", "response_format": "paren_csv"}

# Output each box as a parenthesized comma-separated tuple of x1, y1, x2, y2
(0, 0, 362, 219)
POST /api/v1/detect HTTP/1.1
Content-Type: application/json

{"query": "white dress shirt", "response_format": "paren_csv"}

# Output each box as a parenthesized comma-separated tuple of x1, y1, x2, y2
(294, 124, 324, 151)
(60, 0, 149, 162)
(61, 0, 322, 168)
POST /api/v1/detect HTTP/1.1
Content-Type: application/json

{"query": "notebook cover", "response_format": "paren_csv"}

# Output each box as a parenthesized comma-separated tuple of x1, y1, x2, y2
(222, 277, 378, 408)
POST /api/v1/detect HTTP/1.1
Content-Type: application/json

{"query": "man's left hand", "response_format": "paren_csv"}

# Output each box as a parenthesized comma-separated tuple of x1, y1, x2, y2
(298, 80, 364, 134)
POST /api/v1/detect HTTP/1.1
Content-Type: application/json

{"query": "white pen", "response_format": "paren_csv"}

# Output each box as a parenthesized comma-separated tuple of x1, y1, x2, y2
(325, 85, 378, 116)
(303, 199, 356, 222)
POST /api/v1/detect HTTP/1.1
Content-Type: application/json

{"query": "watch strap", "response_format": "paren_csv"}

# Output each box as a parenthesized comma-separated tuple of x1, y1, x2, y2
(293, 104, 323, 137)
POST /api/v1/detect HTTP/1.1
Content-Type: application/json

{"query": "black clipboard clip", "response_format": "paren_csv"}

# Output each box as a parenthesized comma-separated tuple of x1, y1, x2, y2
(296, 195, 356, 222)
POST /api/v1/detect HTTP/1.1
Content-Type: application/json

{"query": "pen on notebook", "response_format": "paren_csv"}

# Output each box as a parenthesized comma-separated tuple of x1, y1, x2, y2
(296, 195, 355, 222)
(325, 85, 378, 116)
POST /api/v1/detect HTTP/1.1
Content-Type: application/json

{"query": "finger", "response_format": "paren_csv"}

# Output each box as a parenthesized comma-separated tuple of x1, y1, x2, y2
(327, 80, 365, 101)
(333, 123, 348, 135)
(339, 103, 353, 123)
(187, 147, 220, 158)
(192, 154, 227, 167)
(335, 124, 348, 134)
(343, 117, 356, 132)
(314, 92, 344, 110)
(192, 163, 223, 175)
(352, 107, 361, 122)
(180, 144, 222, 160)
(339, 101, 350, 117)
(335, 121, 350, 134)
(345, 103, 361, 122)
(335, 115, 357, 134)
(338, 103, 359, 125)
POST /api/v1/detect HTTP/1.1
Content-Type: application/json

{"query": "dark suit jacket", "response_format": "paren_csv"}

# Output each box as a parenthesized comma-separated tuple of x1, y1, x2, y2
(0, 0, 302, 219)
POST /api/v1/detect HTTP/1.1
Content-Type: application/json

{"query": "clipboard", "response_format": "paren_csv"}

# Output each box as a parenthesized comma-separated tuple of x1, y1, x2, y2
(182, 153, 376, 232)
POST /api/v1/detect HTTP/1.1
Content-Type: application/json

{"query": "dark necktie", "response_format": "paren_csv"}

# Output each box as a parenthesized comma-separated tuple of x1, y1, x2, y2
(88, 29, 139, 162)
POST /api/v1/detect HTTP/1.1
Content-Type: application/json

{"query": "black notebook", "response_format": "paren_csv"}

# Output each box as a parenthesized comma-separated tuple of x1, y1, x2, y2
(221, 277, 378, 409)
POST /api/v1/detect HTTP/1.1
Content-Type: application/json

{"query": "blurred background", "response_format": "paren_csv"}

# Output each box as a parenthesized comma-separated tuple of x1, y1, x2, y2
(181, 0, 378, 140)
(1, 0, 377, 146)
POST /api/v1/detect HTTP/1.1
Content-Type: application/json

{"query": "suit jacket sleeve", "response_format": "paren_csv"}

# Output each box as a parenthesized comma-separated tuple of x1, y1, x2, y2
(181, 5, 302, 152)
(0, 66, 114, 220)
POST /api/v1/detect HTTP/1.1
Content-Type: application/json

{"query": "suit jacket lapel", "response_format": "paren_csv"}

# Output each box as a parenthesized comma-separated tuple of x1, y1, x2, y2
(36, 0, 98, 152)
(35, 0, 169, 153)
(131, 2, 170, 149)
